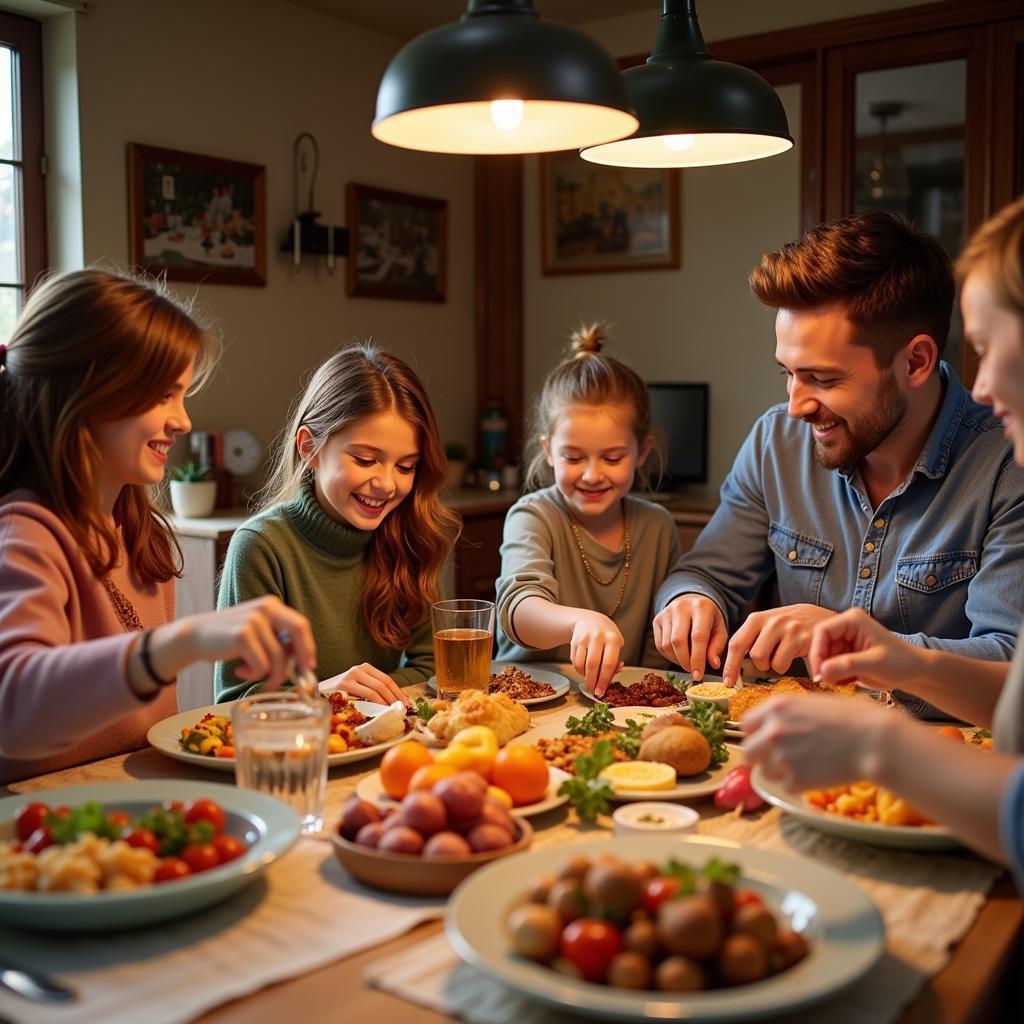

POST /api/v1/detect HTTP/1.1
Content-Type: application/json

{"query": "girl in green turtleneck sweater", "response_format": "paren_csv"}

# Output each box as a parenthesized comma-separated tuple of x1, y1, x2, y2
(215, 345, 459, 705)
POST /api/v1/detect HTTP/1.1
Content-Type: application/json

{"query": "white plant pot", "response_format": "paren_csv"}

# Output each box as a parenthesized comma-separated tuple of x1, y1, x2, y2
(169, 480, 217, 518)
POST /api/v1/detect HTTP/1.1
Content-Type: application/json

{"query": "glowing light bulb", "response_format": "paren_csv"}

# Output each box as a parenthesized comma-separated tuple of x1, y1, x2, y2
(490, 99, 524, 132)
(662, 134, 695, 152)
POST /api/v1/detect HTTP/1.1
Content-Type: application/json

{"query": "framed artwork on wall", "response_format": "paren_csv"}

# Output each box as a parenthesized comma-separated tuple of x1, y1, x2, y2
(346, 183, 447, 302)
(540, 150, 680, 275)
(128, 143, 267, 286)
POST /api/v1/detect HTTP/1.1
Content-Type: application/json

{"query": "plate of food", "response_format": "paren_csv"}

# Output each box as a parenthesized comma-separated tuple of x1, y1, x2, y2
(578, 667, 688, 708)
(446, 835, 884, 1022)
(147, 692, 414, 772)
(0, 780, 299, 931)
(427, 662, 570, 706)
(417, 688, 532, 748)
(518, 704, 738, 802)
(752, 767, 960, 850)
(356, 765, 572, 818)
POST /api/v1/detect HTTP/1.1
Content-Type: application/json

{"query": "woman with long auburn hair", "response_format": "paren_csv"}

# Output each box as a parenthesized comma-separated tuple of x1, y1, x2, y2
(0, 269, 315, 784)
(215, 343, 459, 705)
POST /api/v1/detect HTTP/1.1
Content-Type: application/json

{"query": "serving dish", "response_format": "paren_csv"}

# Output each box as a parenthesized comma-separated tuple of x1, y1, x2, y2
(578, 667, 688, 706)
(427, 662, 570, 706)
(0, 780, 299, 931)
(331, 816, 533, 896)
(147, 699, 410, 772)
(753, 767, 960, 850)
(355, 766, 572, 818)
(446, 834, 884, 1022)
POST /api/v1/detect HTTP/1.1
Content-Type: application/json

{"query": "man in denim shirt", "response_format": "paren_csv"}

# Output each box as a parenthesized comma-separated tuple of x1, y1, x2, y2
(654, 213, 1024, 716)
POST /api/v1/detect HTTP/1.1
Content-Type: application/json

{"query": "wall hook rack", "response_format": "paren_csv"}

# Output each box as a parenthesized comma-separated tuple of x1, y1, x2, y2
(279, 132, 347, 270)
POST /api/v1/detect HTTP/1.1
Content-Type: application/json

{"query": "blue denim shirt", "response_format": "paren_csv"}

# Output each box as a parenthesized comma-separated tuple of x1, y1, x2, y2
(656, 364, 1024, 714)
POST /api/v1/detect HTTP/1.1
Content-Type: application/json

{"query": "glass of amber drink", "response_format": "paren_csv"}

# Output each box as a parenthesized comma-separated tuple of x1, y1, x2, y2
(431, 599, 495, 698)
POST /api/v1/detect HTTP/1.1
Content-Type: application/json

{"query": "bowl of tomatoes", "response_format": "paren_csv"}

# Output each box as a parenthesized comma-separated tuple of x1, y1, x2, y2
(0, 780, 300, 931)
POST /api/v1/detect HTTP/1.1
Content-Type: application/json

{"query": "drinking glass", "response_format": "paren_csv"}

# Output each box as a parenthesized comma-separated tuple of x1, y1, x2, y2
(431, 599, 495, 698)
(232, 692, 329, 835)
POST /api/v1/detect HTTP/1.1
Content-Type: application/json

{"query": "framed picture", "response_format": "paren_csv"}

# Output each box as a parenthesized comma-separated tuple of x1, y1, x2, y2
(346, 184, 447, 302)
(128, 143, 266, 286)
(540, 151, 680, 275)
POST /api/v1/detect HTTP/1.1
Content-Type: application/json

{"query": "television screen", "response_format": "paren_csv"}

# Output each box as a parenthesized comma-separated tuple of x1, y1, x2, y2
(647, 382, 709, 487)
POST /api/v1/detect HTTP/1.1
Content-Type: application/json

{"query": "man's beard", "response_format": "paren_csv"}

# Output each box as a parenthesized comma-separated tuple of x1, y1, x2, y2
(810, 370, 908, 470)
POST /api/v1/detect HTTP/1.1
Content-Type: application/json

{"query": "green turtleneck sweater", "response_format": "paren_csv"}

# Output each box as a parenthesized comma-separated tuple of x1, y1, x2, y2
(214, 483, 434, 702)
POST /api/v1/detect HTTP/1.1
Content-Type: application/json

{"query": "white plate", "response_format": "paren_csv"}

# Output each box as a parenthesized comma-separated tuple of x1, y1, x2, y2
(753, 767, 960, 850)
(427, 662, 570, 706)
(516, 718, 742, 801)
(356, 765, 572, 818)
(578, 666, 688, 707)
(147, 699, 413, 772)
(446, 834, 884, 1022)
(0, 780, 299, 932)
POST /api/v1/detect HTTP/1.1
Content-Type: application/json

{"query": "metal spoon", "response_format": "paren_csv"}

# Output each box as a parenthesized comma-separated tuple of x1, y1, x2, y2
(0, 958, 76, 1003)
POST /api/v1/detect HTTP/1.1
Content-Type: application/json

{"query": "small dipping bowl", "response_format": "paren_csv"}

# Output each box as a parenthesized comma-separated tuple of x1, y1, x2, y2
(612, 802, 700, 837)
(685, 680, 739, 715)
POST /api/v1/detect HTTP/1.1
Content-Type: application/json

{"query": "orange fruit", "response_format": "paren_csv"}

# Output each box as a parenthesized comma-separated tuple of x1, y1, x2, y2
(380, 741, 435, 799)
(408, 763, 458, 792)
(490, 746, 550, 806)
(936, 726, 965, 743)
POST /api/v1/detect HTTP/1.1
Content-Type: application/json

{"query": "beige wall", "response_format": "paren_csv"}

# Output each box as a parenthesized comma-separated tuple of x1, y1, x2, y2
(524, 0, 936, 499)
(54, 0, 476, 481)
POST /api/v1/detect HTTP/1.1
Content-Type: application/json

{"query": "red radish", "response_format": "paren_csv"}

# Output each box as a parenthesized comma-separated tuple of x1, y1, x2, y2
(714, 766, 764, 812)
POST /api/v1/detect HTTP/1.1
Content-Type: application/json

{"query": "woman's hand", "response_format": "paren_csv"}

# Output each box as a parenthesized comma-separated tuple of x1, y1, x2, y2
(741, 694, 897, 792)
(808, 607, 929, 692)
(319, 663, 411, 708)
(570, 610, 625, 697)
(151, 596, 316, 691)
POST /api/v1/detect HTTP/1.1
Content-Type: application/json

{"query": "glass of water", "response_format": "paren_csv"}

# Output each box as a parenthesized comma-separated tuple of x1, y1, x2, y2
(232, 692, 330, 835)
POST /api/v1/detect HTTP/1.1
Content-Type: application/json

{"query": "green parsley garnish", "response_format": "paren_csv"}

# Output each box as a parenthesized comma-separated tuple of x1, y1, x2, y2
(557, 738, 617, 822)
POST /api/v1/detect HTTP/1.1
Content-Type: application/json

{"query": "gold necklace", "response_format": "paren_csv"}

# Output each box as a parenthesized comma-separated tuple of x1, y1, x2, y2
(567, 508, 631, 618)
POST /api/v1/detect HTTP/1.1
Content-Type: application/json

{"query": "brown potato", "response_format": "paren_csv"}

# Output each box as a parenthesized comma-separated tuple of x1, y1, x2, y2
(731, 904, 778, 947)
(547, 878, 587, 923)
(640, 712, 692, 741)
(607, 951, 653, 990)
(773, 929, 810, 970)
(655, 955, 707, 992)
(656, 895, 723, 959)
(583, 862, 644, 921)
(638, 726, 711, 776)
(623, 919, 660, 959)
(716, 933, 768, 986)
(507, 904, 562, 961)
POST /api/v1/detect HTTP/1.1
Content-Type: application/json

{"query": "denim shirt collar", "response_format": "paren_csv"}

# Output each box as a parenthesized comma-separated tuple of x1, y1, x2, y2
(838, 361, 963, 487)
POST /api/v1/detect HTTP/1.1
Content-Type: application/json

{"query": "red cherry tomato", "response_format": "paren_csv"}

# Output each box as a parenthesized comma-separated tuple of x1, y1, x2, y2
(181, 843, 220, 874)
(733, 888, 764, 912)
(123, 828, 160, 855)
(184, 798, 226, 836)
(23, 825, 55, 854)
(212, 835, 245, 864)
(642, 876, 681, 913)
(106, 811, 132, 830)
(559, 918, 622, 982)
(51, 805, 71, 820)
(154, 857, 192, 883)
(161, 800, 185, 814)
(15, 802, 50, 842)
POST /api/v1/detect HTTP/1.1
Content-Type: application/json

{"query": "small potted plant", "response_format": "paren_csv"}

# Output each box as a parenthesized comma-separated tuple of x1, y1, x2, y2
(444, 442, 469, 492)
(169, 462, 217, 518)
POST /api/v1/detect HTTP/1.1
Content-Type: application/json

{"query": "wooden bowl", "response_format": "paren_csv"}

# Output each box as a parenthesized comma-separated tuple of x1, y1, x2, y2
(331, 818, 533, 896)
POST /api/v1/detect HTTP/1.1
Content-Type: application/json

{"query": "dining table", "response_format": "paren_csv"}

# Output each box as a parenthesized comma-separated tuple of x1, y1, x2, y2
(3, 673, 1022, 1024)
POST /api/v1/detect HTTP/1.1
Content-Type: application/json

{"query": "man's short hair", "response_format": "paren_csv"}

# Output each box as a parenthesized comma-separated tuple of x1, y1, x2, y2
(749, 212, 954, 365)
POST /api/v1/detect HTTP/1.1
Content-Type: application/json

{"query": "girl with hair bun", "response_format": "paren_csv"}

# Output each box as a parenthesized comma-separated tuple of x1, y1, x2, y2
(0, 269, 315, 784)
(495, 323, 680, 695)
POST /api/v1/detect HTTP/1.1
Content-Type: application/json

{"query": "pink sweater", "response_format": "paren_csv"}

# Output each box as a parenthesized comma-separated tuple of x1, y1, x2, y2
(0, 490, 177, 784)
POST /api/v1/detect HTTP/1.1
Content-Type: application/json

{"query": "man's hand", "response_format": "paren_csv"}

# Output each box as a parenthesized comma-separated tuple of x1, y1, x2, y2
(722, 604, 835, 684)
(653, 594, 727, 682)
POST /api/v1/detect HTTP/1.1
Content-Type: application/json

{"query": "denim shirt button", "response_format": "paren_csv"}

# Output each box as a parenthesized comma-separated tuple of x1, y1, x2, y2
(874, 518, 886, 528)
(860, 567, 872, 579)
(925, 574, 938, 587)
(865, 542, 875, 552)
(788, 550, 798, 561)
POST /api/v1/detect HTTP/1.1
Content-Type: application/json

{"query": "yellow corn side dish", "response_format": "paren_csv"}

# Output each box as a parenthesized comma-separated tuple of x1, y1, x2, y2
(805, 782, 933, 827)
(179, 714, 234, 758)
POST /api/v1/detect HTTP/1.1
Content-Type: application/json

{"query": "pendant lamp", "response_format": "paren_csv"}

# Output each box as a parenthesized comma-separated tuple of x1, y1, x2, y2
(581, 0, 793, 168)
(371, 1, 638, 156)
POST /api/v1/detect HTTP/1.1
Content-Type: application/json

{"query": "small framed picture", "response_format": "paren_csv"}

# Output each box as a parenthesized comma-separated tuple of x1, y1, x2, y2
(540, 150, 681, 275)
(128, 143, 266, 286)
(346, 183, 447, 302)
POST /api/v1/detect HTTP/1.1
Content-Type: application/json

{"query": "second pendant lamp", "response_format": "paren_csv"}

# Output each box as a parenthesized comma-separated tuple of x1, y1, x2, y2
(581, 0, 793, 168)
(372, 1, 638, 156)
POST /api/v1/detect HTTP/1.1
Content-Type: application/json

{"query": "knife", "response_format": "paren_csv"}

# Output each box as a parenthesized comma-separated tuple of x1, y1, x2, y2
(0, 958, 76, 1002)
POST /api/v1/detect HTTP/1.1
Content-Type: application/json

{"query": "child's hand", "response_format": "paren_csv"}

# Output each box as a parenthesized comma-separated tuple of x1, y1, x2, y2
(569, 611, 625, 697)
(319, 663, 412, 709)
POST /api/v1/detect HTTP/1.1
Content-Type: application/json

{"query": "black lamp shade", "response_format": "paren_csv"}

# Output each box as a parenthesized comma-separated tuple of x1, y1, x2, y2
(581, 2, 793, 168)
(372, 4, 637, 155)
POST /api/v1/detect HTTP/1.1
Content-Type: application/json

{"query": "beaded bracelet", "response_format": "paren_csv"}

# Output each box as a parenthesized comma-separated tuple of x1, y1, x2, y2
(139, 628, 175, 688)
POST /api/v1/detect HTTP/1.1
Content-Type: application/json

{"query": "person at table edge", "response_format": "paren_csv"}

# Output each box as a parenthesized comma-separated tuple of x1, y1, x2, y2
(654, 212, 1024, 718)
